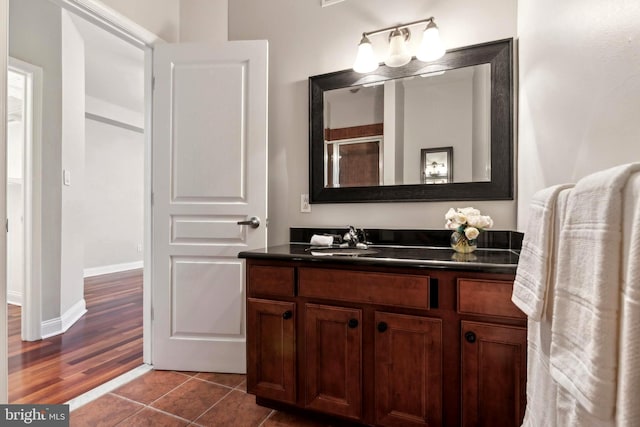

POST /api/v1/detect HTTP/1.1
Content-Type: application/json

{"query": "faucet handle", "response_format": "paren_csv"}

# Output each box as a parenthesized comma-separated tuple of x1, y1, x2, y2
(343, 226, 359, 245)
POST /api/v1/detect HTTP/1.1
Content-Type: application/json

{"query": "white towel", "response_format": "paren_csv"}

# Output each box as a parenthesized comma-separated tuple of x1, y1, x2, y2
(550, 162, 640, 420)
(310, 234, 333, 246)
(615, 172, 640, 426)
(556, 387, 614, 427)
(513, 184, 574, 320)
(520, 187, 571, 427)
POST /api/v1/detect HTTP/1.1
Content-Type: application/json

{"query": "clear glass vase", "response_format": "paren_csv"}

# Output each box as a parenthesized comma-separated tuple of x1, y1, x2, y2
(450, 231, 478, 253)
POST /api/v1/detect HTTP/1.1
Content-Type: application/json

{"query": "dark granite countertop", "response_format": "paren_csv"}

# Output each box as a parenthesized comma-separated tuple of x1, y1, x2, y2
(239, 243, 520, 274)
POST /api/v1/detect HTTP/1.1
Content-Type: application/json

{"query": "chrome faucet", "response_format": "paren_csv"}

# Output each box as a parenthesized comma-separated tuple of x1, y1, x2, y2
(341, 226, 370, 249)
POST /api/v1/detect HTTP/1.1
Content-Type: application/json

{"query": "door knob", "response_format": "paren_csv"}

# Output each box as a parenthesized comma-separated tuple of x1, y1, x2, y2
(465, 331, 476, 343)
(377, 322, 388, 333)
(348, 318, 359, 329)
(237, 216, 260, 229)
(282, 310, 293, 320)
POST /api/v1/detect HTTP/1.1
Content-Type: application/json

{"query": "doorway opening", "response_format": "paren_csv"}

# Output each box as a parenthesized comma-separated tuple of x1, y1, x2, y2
(7, 69, 26, 311)
(7, 58, 41, 343)
(6, 1, 148, 403)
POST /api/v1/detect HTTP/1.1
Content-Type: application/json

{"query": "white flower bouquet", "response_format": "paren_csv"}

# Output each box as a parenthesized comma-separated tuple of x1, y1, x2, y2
(445, 207, 493, 252)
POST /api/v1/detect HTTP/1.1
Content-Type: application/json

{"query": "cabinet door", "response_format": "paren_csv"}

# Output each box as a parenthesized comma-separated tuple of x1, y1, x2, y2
(247, 298, 296, 403)
(375, 312, 443, 427)
(461, 321, 526, 427)
(304, 303, 362, 420)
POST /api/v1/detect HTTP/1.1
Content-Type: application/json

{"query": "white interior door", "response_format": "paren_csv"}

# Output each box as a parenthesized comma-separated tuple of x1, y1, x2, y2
(152, 41, 268, 372)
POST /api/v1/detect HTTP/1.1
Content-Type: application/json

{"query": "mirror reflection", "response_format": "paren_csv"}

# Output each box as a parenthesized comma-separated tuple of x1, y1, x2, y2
(323, 64, 491, 188)
(309, 38, 513, 203)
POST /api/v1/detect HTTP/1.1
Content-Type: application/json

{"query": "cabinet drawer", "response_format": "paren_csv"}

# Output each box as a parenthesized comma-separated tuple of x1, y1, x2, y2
(248, 265, 295, 297)
(299, 268, 429, 309)
(457, 279, 525, 319)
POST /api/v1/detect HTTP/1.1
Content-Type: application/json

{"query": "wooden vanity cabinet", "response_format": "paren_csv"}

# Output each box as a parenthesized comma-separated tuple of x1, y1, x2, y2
(246, 265, 297, 403)
(246, 298, 296, 403)
(374, 311, 443, 427)
(245, 260, 526, 427)
(460, 321, 526, 427)
(299, 266, 441, 424)
(457, 279, 527, 427)
(304, 303, 363, 419)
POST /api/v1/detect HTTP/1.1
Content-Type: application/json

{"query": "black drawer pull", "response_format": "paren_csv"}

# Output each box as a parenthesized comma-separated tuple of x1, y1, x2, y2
(465, 331, 476, 343)
(282, 310, 293, 320)
(377, 322, 388, 333)
(348, 318, 359, 328)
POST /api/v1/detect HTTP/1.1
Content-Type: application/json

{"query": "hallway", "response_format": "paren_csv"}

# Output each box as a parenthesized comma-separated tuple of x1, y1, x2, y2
(8, 269, 143, 403)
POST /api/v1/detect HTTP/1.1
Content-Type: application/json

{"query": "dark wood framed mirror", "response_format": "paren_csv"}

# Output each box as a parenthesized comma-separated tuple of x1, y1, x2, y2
(309, 38, 513, 203)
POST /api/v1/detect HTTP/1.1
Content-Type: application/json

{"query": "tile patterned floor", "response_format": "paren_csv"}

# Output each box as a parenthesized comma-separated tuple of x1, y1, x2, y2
(70, 371, 335, 426)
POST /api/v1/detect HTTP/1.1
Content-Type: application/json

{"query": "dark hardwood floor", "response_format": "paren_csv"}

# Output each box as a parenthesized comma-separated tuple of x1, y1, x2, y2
(8, 269, 143, 403)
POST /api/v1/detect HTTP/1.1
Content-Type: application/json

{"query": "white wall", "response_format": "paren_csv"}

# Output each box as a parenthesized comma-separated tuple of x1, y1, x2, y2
(472, 65, 491, 182)
(9, 0, 63, 321)
(84, 117, 144, 270)
(86, 95, 144, 129)
(73, 13, 145, 116)
(77, 10, 145, 273)
(517, 0, 640, 230)
(325, 86, 383, 129)
(99, 0, 180, 42)
(403, 73, 473, 185)
(60, 10, 86, 315)
(179, 0, 228, 43)
(382, 80, 406, 185)
(229, 0, 518, 245)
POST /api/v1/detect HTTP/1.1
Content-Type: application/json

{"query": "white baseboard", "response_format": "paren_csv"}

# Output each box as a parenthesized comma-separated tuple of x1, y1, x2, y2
(84, 261, 143, 278)
(41, 298, 87, 339)
(7, 290, 23, 306)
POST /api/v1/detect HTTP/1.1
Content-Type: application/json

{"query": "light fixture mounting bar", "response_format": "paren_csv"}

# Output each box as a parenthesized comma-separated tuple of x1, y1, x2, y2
(362, 17, 435, 38)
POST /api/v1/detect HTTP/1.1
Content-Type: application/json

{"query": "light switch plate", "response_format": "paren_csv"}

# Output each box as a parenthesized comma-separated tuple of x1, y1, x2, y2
(63, 170, 71, 186)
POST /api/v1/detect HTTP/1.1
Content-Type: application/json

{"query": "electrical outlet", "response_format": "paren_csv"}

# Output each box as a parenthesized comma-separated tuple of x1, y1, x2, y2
(137, 244, 143, 252)
(300, 194, 311, 213)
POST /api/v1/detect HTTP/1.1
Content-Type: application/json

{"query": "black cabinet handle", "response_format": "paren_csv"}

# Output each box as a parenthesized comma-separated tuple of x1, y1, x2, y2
(348, 318, 359, 328)
(465, 331, 476, 343)
(282, 310, 293, 320)
(377, 322, 388, 333)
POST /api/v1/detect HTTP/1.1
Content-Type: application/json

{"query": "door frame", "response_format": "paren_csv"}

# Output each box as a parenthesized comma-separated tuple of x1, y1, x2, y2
(0, 0, 162, 401)
(7, 57, 43, 342)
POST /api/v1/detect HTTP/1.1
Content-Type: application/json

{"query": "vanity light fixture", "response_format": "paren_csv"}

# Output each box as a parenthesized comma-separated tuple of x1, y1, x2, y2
(428, 161, 447, 177)
(353, 17, 445, 73)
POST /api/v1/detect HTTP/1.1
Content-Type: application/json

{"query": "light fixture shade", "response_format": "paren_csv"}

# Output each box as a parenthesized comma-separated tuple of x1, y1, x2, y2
(385, 29, 411, 68)
(353, 35, 379, 73)
(416, 21, 445, 62)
